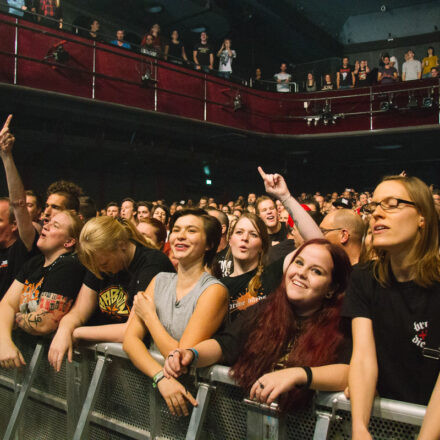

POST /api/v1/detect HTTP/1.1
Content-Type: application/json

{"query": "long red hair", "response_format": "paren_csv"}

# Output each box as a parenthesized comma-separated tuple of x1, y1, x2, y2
(231, 239, 352, 411)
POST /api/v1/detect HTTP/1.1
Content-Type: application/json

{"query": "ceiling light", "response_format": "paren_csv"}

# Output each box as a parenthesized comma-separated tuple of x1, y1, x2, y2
(191, 25, 207, 33)
(146, 4, 163, 13)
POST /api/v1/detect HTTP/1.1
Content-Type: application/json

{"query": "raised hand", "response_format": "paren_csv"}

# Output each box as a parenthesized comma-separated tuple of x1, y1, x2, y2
(0, 114, 15, 155)
(257, 166, 291, 201)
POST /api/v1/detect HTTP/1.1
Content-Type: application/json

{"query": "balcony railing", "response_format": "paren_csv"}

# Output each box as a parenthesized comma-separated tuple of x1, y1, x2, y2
(0, 10, 439, 136)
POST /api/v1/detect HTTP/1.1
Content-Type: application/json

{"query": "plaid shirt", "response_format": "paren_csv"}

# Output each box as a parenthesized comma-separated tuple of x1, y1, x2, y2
(39, 0, 60, 18)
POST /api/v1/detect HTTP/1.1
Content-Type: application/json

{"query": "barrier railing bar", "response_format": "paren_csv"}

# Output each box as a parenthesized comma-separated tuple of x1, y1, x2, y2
(72, 352, 110, 440)
(312, 410, 333, 440)
(3, 341, 45, 440)
(89, 411, 151, 440)
(316, 392, 426, 426)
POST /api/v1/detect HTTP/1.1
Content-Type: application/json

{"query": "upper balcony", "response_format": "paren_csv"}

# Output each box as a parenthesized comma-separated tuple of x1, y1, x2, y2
(0, 11, 439, 140)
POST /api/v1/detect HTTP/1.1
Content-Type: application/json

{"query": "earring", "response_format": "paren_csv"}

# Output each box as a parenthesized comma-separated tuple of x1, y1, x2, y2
(325, 291, 333, 299)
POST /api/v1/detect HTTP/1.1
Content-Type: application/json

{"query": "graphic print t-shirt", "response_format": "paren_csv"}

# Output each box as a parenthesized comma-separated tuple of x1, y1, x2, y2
(83, 244, 175, 324)
(342, 263, 440, 405)
(16, 253, 84, 313)
(221, 258, 283, 321)
(338, 65, 353, 86)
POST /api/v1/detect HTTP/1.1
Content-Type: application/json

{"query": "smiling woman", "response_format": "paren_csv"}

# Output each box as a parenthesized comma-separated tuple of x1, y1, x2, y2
(164, 238, 352, 413)
(123, 209, 228, 417)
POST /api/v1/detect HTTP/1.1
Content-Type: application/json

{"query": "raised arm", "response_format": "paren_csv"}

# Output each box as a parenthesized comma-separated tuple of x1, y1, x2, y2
(418, 373, 440, 440)
(257, 166, 323, 241)
(349, 317, 377, 440)
(0, 280, 26, 369)
(0, 115, 36, 251)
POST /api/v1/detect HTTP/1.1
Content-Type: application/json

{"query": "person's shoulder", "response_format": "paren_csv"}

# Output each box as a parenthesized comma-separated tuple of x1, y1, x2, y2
(200, 272, 225, 288)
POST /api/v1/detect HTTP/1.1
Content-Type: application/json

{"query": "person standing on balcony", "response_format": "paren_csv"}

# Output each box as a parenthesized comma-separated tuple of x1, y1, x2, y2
(337, 57, 354, 89)
(7, 0, 27, 17)
(110, 30, 132, 50)
(422, 47, 438, 78)
(217, 38, 236, 80)
(164, 30, 188, 64)
(402, 50, 422, 81)
(193, 32, 213, 73)
(38, 0, 62, 29)
(274, 63, 291, 93)
(377, 56, 398, 85)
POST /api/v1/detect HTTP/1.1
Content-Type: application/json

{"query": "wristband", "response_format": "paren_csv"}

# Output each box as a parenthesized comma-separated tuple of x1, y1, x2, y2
(152, 370, 165, 388)
(296, 366, 313, 389)
(188, 348, 199, 366)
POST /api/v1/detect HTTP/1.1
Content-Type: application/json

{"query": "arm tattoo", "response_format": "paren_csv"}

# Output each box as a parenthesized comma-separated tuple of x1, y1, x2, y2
(17, 311, 49, 331)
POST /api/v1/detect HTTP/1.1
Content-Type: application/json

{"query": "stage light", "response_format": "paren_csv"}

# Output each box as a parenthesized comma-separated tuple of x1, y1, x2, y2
(380, 101, 390, 111)
(407, 94, 418, 109)
(423, 97, 433, 108)
(206, 179, 212, 185)
(233, 93, 242, 111)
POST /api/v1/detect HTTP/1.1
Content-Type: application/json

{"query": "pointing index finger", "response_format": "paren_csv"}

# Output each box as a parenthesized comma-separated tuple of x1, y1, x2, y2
(2, 115, 13, 132)
(257, 166, 266, 179)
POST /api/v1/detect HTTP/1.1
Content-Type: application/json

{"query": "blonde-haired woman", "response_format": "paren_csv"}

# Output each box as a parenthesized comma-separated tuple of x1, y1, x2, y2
(48, 216, 174, 372)
(0, 210, 84, 369)
(342, 175, 440, 439)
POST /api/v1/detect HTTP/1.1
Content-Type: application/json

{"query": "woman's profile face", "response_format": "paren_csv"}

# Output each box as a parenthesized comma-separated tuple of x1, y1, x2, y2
(169, 215, 207, 263)
(229, 217, 262, 264)
(370, 180, 422, 253)
(285, 244, 333, 316)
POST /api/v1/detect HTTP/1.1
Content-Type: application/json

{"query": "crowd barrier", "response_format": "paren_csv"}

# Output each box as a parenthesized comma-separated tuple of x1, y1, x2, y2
(0, 11, 439, 137)
(0, 331, 426, 440)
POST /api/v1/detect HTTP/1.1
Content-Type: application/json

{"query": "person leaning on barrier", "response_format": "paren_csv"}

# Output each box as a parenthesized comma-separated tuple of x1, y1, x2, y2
(0, 209, 84, 369)
(341, 175, 440, 439)
(123, 209, 228, 417)
(48, 216, 174, 372)
(164, 238, 352, 412)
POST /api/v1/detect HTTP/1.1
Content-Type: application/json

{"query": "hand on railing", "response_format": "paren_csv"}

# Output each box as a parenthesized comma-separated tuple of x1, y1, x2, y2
(157, 376, 198, 417)
(0, 338, 26, 369)
(48, 327, 74, 372)
(163, 348, 194, 379)
(0, 114, 15, 156)
(249, 368, 307, 405)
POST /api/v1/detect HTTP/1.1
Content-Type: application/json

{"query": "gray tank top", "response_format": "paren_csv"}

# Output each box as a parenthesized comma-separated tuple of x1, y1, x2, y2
(152, 272, 224, 343)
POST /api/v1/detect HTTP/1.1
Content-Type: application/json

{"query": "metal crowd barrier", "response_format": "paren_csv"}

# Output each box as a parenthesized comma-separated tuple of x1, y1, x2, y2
(0, 332, 426, 439)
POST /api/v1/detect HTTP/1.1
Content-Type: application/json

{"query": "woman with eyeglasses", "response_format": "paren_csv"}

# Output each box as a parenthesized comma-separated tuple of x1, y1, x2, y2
(342, 175, 440, 440)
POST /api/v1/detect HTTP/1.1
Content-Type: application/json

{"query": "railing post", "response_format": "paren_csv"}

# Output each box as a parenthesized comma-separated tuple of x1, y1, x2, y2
(312, 410, 333, 440)
(154, 59, 158, 111)
(369, 86, 373, 130)
(185, 382, 215, 440)
(92, 41, 96, 99)
(13, 18, 18, 85)
(203, 73, 207, 121)
(66, 349, 90, 439)
(3, 342, 45, 440)
(73, 350, 110, 440)
(243, 398, 286, 440)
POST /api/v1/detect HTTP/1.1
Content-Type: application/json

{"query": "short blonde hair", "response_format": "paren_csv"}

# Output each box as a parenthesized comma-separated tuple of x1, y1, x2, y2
(373, 175, 440, 287)
(78, 217, 153, 278)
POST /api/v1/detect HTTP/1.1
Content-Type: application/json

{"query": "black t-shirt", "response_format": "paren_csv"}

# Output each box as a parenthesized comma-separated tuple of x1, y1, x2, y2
(342, 264, 440, 405)
(168, 41, 183, 60)
(338, 65, 353, 86)
(267, 239, 295, 265)
(214, 246, 233, 278)
(379, 66, 397, 84)
(83, 244, 175, 324)
(214, 300, 352, 366)
(221, 257, 284, 320)
(193, 42, 212, 67)
(0, 234, 40, 299)
(269, 222, 288, 246)
(355, 67, 370, 87)
(16, 252, 84, 313)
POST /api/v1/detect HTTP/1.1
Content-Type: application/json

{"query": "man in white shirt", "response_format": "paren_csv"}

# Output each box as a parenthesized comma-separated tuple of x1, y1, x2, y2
(402, 50, 422, 81)
(274, 63, 291, 93)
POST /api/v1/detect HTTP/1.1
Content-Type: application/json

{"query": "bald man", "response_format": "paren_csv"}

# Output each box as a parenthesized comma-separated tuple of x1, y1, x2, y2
(319, 209, 365, 265)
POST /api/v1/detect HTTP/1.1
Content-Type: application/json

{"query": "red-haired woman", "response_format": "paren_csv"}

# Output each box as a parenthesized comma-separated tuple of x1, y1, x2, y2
(164, 238, 352, 411)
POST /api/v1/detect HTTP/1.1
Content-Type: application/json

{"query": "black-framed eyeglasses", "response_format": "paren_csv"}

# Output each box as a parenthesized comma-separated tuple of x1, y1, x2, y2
(320, 227, 342, 235)
(363, 197, 416, 214)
